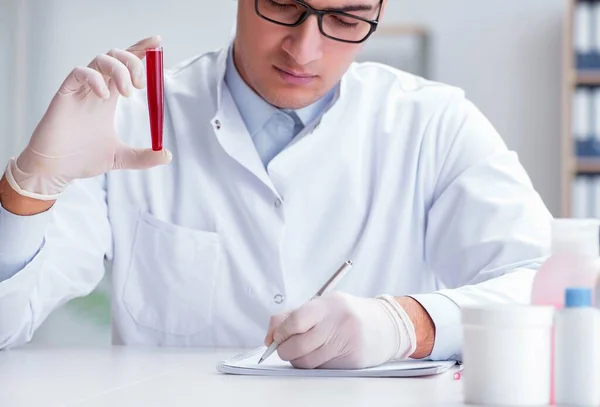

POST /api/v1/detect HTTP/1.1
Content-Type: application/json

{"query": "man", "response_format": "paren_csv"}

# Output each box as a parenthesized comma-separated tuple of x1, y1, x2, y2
(0, 0, 551, 369)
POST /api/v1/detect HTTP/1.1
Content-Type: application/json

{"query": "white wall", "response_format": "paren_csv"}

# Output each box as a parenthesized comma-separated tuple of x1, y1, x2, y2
(2, 0, 565, 213)
(0, 0, 16, 164)
(383, 0, 566, 215)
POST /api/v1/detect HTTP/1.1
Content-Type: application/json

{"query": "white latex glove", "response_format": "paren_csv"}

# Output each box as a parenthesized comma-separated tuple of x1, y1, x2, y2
(264, 292, 417, 369)
(5, 36, 172, 201)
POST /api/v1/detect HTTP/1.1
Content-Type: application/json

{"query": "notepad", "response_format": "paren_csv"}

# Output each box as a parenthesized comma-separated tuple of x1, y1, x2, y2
(217, 347, 456, 377)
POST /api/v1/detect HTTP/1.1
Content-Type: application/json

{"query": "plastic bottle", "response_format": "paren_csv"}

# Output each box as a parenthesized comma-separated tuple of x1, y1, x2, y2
(530, 218, 600, 404)
(531, 219, 600, 309)
(554, 287, 600, 406)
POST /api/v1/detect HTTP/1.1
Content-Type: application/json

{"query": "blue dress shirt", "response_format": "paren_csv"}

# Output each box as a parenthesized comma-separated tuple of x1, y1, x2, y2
(224, 45, 336, 167)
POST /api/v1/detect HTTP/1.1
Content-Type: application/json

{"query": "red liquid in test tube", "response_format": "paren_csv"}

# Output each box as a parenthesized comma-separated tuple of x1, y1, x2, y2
(146, 47, 164, 151)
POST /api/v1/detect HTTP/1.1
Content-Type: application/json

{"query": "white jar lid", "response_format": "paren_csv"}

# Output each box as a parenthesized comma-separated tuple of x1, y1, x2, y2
(462, 305, 555, 328)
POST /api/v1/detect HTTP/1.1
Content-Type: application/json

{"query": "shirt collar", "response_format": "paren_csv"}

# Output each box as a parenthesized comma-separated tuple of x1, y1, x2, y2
(224, 44, 337, 136)
(290, 86, 336, 128)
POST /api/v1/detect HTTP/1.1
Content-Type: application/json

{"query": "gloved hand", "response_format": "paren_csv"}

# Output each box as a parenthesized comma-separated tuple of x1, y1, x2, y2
(4, 36, 172, 201)
(264, 292, 417, 369)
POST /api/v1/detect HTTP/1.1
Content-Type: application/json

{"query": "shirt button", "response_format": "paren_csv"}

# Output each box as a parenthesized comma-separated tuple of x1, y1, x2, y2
(214, 120, 221, 130)
(274, 294, 284, 304)
(274, 198, 282, 208)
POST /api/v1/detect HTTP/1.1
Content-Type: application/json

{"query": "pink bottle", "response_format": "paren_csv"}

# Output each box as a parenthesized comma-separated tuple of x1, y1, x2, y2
(531, 219, 600, 308)
(531, 218, 600, 405)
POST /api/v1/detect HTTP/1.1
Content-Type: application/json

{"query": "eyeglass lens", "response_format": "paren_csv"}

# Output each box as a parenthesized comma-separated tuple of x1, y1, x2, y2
(257, 0, 377, 42)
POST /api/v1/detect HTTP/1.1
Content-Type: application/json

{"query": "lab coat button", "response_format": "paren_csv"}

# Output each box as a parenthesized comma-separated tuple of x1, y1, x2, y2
(273, 294, 284, 304)
(274, 198, 282, 208)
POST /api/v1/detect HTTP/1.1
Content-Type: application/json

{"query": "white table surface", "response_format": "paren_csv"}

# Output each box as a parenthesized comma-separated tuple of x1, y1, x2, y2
(0, 345, 470, 407)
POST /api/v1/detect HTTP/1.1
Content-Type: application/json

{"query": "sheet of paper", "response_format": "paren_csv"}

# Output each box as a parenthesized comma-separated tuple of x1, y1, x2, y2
(217, 347, 457, 378)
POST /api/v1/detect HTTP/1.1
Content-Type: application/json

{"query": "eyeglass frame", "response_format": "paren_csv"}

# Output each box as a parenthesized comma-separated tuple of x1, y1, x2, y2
(254, 0, 384, 44)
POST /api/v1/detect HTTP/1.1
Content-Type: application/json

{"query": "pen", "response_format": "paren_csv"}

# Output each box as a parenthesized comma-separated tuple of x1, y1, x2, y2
(258, 260, 354, 364)
(146, 47, 164, 151)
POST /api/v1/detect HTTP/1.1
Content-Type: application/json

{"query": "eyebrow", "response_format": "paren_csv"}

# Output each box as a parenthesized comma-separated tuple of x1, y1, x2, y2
(321, 1, 381, 13)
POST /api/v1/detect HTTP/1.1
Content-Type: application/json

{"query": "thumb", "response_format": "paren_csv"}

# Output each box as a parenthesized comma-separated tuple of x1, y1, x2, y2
(265, 313, 289, 346)
(113, 144, 172, 170)
(272, 303, 321, 346)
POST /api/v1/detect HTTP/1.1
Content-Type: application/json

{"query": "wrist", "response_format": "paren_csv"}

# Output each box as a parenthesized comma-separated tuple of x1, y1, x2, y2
(395, 296, 435, 359)
(375, 294, 417, 360)
(0, 172, 54, 216)
(5, 156, 66, 201)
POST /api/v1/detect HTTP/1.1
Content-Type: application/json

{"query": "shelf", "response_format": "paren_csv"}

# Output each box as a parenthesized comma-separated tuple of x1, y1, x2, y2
(575, 71, 600, 85)
(576, 158, 600, 173)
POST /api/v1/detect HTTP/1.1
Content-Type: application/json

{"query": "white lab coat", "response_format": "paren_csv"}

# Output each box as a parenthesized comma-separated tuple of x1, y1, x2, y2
(0, 47, 552, 352)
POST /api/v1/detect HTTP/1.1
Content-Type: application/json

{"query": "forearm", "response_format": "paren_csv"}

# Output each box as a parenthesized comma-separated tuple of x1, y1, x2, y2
(0, 174, 54, 216)
(401, 266, 540, 362)
(0, 173, 56, 281)
(395, 296, 435, 359)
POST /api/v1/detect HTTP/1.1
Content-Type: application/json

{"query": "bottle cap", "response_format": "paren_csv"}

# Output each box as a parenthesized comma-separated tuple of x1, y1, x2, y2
(565, 287, 593, 307)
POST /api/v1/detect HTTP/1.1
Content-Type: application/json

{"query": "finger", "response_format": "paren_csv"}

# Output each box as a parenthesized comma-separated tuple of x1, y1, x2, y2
(107, 48, 146, 89)
(277, 325, 325, 363)
(59, 66, 110, 99)
(290, 344, 339, 370)
(264, 313, 289, 346)
(126, 35, 162, 59)
(273, 301, 324, 345)
(113, 145, 172, 171)
(89, 54, 134, 97)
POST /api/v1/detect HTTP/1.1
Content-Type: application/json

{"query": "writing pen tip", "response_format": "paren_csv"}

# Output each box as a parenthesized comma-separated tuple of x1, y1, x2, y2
(258, 358, 264, 364)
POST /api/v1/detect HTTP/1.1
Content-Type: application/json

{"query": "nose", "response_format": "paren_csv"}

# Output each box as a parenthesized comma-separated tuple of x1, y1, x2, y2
(281, 15, 324, 66)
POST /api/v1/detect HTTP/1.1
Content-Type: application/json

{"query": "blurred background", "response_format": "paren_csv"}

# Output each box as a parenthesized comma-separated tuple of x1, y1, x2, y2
(0, 0, 577, 344)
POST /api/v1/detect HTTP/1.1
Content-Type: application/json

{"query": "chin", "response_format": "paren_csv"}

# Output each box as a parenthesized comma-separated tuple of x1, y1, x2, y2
(264, 90, 321, 110)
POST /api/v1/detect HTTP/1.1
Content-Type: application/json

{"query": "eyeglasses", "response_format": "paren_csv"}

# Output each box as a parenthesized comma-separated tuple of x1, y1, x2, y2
(255, 0, 383, 44)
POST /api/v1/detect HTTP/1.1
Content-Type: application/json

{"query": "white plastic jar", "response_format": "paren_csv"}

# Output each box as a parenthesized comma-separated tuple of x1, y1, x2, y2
(462, 305, 555, 406)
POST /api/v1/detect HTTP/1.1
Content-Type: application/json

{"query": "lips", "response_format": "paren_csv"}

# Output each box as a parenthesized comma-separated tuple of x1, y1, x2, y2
(277, 66, 316, 78)
(274, 65, 317, 86)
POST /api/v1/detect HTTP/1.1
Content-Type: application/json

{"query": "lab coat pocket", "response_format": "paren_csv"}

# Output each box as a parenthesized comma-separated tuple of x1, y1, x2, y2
(123, 210, 221, 336)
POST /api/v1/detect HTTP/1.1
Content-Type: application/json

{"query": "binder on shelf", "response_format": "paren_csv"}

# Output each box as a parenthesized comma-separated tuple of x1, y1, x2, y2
(593, 176, 600, 218)
(570, 175, 600, 219)
(572, 86, 600, 157)
(573, 86, 589, 143)
(594, 87, 600, 144)
(594, 1, 600, 63)
(571, 176, 592, 218)
(575, 1, 595, 69)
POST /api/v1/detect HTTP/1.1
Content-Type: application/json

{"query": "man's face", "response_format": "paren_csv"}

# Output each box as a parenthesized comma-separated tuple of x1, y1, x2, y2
(234, 0, 385, 109)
